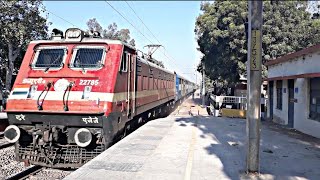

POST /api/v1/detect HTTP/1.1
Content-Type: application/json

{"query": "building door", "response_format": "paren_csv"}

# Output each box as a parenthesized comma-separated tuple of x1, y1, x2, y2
(288, 79, 294, 128)
(269, 81, 274, 119)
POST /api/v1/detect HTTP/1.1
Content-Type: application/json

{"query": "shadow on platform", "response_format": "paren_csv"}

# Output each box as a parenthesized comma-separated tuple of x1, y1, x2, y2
(175, 97, 320, 180)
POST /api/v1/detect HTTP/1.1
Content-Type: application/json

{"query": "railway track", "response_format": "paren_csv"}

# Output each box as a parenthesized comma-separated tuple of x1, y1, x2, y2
(0, 132, 14, 149)
(6, 165, 43, 180)
(5, 165, 73, 180)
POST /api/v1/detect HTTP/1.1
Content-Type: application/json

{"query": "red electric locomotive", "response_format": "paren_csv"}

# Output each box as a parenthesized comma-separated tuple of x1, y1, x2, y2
(3, 28, 195, 168)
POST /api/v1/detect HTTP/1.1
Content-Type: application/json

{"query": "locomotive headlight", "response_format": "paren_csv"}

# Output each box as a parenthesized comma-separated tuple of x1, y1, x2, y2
(65, 28, 83, 41)
(4, 125, 21, 143)
(67, 31, 80, 38)
(82, 86, 92, 99)
(74, 128, 92, 147)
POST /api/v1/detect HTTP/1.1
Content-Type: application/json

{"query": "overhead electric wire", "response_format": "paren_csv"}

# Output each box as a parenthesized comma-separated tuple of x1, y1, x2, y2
(105, 1, 183, 72)
(123, 1, 187, 75)
(42, 1, 189, 79)
(124, 1, 162, 44)
(104, 1, 154, 45)
(40, 2, 78, 28)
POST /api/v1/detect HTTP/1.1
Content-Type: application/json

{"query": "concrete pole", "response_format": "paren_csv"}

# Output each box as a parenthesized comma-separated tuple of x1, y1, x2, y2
(202, 63, 205, 106)
(246, 1, 262, 173)
(195, 72, 197, 85)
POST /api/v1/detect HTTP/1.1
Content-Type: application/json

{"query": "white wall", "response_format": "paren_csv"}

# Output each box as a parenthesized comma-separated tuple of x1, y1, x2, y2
(268, 51, 320, 78)
(294, 78, 320, 138)
(268, 77, 320, 138)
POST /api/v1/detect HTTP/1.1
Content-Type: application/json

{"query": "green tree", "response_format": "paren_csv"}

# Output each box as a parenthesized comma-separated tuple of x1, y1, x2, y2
(195, 1, 318, 89)
(0, 0, 48, 93)
(86, 18, 135, 46)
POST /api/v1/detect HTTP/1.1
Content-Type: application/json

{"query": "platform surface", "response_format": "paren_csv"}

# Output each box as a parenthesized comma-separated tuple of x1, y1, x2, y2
(65, 96, 320, 180)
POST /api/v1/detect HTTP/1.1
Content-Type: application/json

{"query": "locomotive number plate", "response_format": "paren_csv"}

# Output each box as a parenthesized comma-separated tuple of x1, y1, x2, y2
(79, 79, 99, 86)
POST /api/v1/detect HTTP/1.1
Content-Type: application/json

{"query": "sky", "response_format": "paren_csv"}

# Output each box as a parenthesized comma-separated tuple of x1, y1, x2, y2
(42, 1, 203, 84)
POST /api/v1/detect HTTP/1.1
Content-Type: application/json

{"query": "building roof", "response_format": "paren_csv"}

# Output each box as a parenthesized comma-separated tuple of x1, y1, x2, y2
(266, 72, 320, 81)
(265, 44, 320, 66)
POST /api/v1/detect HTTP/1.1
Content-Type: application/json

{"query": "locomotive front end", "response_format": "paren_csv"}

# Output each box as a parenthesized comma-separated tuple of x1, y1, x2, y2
(4, 28, 121, 168)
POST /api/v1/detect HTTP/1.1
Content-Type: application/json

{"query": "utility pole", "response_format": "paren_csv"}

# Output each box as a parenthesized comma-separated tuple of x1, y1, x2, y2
(195, 73, 197, 85)
(202, 63, 205, 106)
(246, 1, 262, 173)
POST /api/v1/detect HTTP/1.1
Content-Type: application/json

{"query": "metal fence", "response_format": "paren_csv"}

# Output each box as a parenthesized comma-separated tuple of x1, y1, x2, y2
(210, 95, 247, 110)
(209, 94, 267, 118)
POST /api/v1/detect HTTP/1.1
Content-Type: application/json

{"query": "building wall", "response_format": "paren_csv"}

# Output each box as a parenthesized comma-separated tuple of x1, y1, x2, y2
(268, 49, 320, 138)
(294, 78, 320, 138)
(268, 52, 320, 78)
(267, 77, 320, 138)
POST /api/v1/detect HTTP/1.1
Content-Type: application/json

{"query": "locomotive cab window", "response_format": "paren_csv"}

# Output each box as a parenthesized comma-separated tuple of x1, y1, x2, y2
(31, 46, 67, 70)
(70, 46, 106, 69)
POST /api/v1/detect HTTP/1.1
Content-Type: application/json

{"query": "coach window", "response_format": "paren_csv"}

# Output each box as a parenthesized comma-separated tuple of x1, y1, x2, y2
(310, 77, 320, 121)
(149, 68, 153, 75)
(120, 52, 128, 72)
(70, 46, 106, 70)
(276, 80, 282, 110)
(31, 46, 67, 71)
(137, 60, 142, 72)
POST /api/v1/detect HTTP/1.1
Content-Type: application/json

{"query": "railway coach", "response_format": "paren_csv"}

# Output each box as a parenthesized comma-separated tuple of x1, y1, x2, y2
(3, 28, 196, 168)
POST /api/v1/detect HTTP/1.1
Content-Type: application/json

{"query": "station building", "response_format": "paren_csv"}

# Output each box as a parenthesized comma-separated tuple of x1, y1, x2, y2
(266, 44, 320, 138)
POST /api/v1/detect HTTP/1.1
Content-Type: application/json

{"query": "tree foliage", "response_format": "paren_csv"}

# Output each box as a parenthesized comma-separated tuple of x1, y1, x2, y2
(0, 0, 48, 94)
(86, 18, 165, 68)
(195, 1, 320, 88)
(86, 18, 135, 46)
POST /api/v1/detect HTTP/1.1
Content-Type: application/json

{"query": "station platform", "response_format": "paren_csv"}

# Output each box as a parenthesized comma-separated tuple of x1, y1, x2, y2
(65, 96, 320, 180)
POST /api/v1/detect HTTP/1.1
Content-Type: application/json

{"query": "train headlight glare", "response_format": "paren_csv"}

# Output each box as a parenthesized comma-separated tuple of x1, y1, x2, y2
(4, 125, 21, 143)
(66, 29, 81, 38)
(74, 128, 92, 147)
(65, 28, 83, 41)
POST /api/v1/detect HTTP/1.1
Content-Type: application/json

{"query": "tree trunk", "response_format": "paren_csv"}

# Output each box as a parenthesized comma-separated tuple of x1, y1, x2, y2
(5, 43, 19, 93)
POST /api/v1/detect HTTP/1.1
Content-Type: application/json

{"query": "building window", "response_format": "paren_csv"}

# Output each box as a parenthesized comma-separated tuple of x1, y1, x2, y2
(276, 80, 282, 110)
(310, 78, 320, 121)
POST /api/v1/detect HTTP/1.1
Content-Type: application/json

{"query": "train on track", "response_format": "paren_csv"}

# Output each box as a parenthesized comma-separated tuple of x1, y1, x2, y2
(3, 28, 196, 168)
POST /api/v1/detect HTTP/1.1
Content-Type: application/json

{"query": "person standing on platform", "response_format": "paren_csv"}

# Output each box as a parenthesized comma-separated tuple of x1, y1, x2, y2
(205, 92, 212, 115)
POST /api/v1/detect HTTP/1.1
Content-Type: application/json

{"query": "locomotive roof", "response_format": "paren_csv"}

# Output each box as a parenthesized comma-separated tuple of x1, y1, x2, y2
(138, 57, 174, 75)
(30, 38, 135, 49)
(30, 38, 193, 83)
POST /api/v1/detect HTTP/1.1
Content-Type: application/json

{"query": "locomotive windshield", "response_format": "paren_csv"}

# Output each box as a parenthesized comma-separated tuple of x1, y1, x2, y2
(32, 47, 66, 70)
(70, 47, 106, 69)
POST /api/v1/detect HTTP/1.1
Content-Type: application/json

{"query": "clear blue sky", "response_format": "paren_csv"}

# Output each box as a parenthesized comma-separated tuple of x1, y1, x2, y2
(42, 1, 203, 84)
